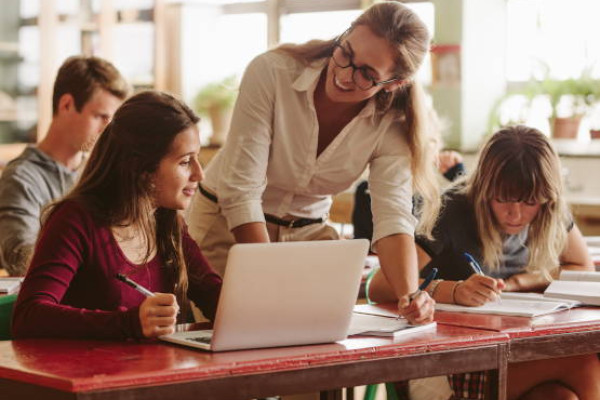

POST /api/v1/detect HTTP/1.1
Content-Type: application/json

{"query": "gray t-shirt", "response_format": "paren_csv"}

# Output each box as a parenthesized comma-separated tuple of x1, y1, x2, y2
(0, 146, 78, 276)
(417, 188, 571, 280)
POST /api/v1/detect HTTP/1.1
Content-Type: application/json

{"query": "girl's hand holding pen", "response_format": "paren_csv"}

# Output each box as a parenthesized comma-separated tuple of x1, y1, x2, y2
(456, 252, 504, 306)
(454, 275, 506, 306)
(139, 293, 180, 338)
(115, 273, 180, 337)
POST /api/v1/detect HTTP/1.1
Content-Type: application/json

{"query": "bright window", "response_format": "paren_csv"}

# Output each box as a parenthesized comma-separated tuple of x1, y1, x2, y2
(498, 0, 600, 140)
(507, 0, 600, 81)
(280, 10, 361, 43)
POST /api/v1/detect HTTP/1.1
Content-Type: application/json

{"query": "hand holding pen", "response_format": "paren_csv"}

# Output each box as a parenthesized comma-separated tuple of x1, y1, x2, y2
(409, 267, 439, 301)
(116, 274, 179, 338)
(464, 253, 484, 275)
(455, 253, 506, 306)
(397, 268, 438, 324)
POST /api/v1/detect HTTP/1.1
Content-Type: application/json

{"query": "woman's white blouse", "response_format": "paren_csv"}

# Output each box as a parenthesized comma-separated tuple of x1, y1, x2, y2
(200, 50, 417, 244)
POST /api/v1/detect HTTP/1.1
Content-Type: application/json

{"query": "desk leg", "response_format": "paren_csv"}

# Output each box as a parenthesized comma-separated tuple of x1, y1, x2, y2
(488, 343, 508, 400)
(320, 389, 343, 400)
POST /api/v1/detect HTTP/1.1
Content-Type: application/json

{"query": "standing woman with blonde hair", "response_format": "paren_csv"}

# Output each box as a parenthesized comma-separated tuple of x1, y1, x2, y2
(13, 91, 222, 339)
(187, 0, 440, 323)
(370, 125, 600, 400)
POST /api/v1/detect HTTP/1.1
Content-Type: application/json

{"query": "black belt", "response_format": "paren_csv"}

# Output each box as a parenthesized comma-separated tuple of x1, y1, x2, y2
(199, 184, 218, 203)
(264, 214, 324, 229)
(199, 185, 324, 229)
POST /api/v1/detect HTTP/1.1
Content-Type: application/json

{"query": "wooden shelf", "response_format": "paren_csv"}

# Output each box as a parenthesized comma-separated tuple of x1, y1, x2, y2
(0, 42, 19, 52)
(0, 109, 37, 123)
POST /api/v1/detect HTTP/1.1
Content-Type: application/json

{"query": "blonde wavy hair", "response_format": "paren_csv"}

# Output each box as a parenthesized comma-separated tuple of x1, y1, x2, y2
(464, 125, 569, 276)
(276, 1, 440, 236)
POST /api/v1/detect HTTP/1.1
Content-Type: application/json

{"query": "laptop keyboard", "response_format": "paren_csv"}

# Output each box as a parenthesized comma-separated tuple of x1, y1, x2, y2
(187, 333, 213, 344)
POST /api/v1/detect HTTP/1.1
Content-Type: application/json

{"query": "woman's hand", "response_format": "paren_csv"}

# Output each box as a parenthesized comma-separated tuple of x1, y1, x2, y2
(454, 275, 505, 306)
(139, 293, 179, 338)
(437, 150, 463, 174)
(398, 291, 436, 324)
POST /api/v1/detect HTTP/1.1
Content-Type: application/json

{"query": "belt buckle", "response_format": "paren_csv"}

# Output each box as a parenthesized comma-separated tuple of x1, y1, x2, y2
(288, 219, 295, 228)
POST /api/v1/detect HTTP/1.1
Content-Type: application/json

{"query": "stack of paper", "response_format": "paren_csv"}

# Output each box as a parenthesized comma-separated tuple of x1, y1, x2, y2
(434, 295, 578, 317)
(0, 277, 23, 295)
(348, 311, 436, 338)
(544, 270, 600, 306)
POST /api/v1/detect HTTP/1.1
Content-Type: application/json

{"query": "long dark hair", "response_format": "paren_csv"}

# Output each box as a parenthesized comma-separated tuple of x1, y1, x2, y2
(48, 90, 200, 307)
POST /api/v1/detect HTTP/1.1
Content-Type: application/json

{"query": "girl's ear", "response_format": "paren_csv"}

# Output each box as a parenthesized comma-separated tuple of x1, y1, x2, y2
(140, 171, 155, 192)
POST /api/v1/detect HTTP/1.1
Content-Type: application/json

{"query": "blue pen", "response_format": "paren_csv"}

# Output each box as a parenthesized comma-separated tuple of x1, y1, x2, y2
(397, 268, 438, 320)
(463, 252, 484, 275)
(410, 267, 439, 301)
(464, 252, 502, 302)
(396, 268, 438, 319)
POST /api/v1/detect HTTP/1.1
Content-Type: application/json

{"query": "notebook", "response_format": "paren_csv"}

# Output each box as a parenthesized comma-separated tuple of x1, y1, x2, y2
(434, 292, 581, 317)
(544, 270, 600, 306)
(348, 313, 436, 338)
(160, 239, 369, 351)
(0, 278, 24, 295)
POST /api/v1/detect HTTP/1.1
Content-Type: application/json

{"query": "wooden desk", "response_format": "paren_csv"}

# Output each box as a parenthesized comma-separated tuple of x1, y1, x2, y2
(0, 325, 508, 400)
(434, 307, 600, 362)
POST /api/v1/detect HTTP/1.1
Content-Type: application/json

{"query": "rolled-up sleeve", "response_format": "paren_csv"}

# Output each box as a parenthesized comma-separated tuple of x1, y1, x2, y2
(368, 122, 417, 245)
(216, 54, 276, 230)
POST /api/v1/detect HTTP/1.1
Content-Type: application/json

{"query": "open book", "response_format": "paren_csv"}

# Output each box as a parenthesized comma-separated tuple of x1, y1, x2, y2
(544, 270, 600, 306)
(434, 292, 581, 317)
(0, 277, 23, 295)
(349, 307, 436, 338)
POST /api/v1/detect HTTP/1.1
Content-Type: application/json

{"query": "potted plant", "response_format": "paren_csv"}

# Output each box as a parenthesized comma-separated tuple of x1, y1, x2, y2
(488, 69, 600, 139)
(588, 102, 600, 139)
(530, 73, 597, 139)
(193, 76, 238, 146)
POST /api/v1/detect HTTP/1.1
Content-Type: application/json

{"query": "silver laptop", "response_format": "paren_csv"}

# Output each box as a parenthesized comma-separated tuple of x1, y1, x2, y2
(160, 239, 369, 352)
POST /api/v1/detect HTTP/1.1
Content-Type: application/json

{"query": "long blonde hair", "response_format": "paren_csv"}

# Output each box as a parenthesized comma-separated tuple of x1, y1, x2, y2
(465, 126, 569, 275)
(277, 1, 440, 235)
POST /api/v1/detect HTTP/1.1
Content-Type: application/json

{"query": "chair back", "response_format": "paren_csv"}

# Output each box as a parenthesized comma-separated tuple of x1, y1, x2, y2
(0, 294, 18, 340)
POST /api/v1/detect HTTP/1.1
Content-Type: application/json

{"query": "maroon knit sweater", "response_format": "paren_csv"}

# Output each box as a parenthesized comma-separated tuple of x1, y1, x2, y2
(12, 201, 222, 339)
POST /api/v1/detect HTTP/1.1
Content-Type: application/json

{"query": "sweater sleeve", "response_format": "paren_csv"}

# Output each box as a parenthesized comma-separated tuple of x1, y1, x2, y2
(182, 226, 222, 321)
(0, 170, 44, 276)
(12, 202, 143, 340)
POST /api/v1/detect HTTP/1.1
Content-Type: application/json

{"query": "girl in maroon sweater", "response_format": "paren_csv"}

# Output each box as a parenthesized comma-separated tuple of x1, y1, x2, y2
(12, 91, 222, 339)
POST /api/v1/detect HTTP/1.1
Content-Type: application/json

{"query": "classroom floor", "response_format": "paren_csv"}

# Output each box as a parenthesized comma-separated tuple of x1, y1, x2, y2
(281, 386, 387, 400)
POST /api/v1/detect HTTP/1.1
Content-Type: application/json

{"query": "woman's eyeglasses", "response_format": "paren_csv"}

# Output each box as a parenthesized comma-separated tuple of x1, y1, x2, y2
(331, 42, 399, 91)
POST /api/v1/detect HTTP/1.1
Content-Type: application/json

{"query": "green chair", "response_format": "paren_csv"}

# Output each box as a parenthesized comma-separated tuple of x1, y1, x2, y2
(0, 294, 17, 340)
(362, 268, 401, 400)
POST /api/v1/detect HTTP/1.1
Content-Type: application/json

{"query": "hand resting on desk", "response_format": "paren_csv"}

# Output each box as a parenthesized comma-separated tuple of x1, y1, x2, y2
(139, 293, 179, 338)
